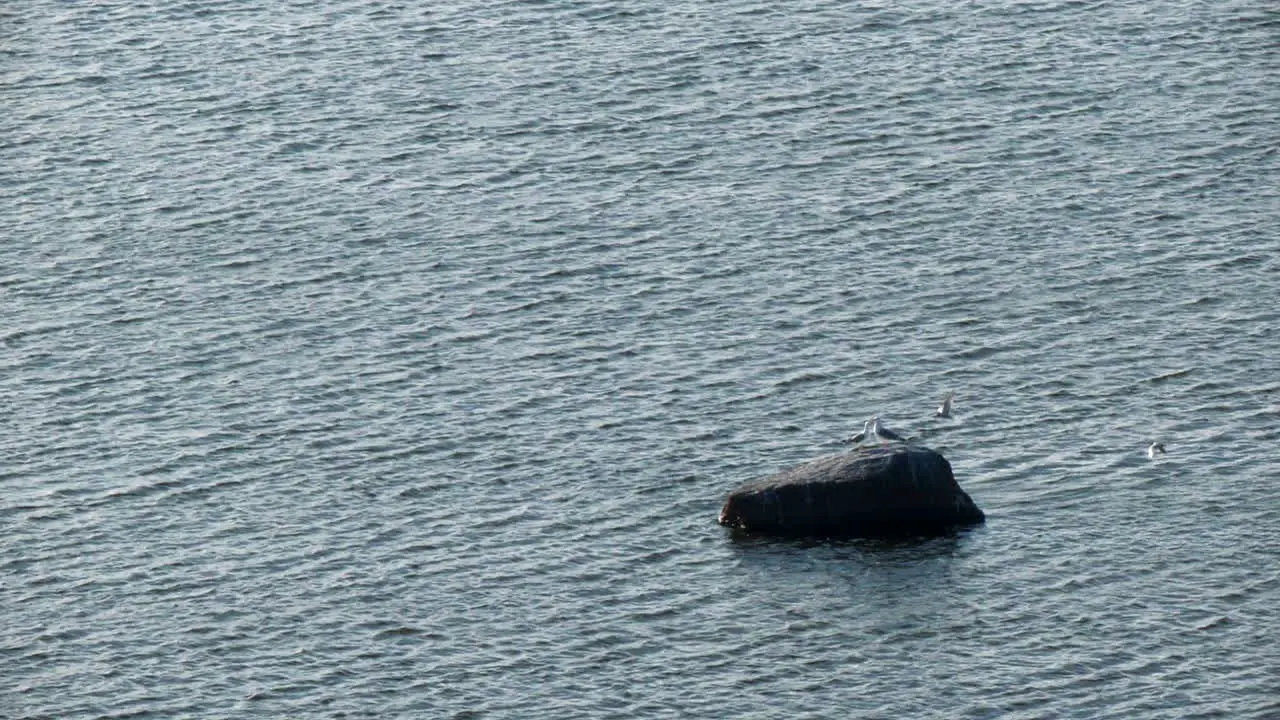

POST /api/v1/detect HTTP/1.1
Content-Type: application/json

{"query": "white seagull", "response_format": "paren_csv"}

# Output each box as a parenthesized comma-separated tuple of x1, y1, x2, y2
(1147, 442, 1166, 459)
(848, 415, 905, 445)
(847, 417, 875, 444)
(935, 391, 955, 418)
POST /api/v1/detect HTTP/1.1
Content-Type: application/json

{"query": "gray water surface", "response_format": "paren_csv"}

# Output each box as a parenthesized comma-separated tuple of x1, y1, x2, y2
(4, 1, 1278, 718)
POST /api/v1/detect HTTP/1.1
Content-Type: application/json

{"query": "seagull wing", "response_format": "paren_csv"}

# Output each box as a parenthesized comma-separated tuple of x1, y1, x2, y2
(877, 425, 905, 442)
(936, 391, 954, 417)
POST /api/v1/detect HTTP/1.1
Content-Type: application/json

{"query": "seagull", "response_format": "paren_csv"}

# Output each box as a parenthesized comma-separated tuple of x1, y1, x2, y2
(935, 391, 955, 418)
(1147, 442, 1166, 459)
(846, 417, 874, 444)
(848, 415, 905, 445)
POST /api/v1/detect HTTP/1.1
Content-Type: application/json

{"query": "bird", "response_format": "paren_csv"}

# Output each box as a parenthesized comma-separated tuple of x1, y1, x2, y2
(1147, 442, 1166, 459)
(872, 416, 905, 442)
(846, 417, 874, 444)
(935, 391, 955, 418)
(848, 415, 905, 445)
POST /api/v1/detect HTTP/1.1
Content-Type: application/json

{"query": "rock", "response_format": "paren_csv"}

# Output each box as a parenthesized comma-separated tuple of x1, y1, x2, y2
(718, 445, 984, 537)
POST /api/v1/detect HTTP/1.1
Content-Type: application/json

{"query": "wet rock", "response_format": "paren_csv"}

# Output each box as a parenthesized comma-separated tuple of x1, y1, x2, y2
(718, 445, 984, 537)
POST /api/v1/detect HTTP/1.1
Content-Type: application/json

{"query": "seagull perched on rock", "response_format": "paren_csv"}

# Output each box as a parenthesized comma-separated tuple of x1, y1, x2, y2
(847, 416, 905, 445)
(847, 417, 875, 445)
(1147, 442, 1166, 459)
(935, 391, 955, 418)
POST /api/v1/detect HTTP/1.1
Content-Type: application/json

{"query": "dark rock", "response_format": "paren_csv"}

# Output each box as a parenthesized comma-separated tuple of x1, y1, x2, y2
(718, 445, 984, 537)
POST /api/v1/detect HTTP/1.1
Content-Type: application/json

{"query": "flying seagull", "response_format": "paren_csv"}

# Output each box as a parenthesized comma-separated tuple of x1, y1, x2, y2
(935, 391, 955, 418)
(848, 416, 905, 445)
(1147, 442, 1166, 459)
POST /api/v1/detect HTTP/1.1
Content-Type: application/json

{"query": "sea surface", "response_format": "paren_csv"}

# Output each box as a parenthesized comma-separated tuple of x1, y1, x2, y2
(4, 1, 1278, 718)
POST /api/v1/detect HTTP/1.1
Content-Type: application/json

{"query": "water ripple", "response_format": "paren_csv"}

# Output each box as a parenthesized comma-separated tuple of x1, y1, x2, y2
(5, 0, 1278, 718)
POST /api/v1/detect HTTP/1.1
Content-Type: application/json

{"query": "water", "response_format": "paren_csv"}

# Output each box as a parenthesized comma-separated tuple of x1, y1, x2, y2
(4, 1, 1278, 718)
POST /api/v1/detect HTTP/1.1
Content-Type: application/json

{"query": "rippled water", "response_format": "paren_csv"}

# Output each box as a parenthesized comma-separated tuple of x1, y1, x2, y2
(5, 1, 1278, 718)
